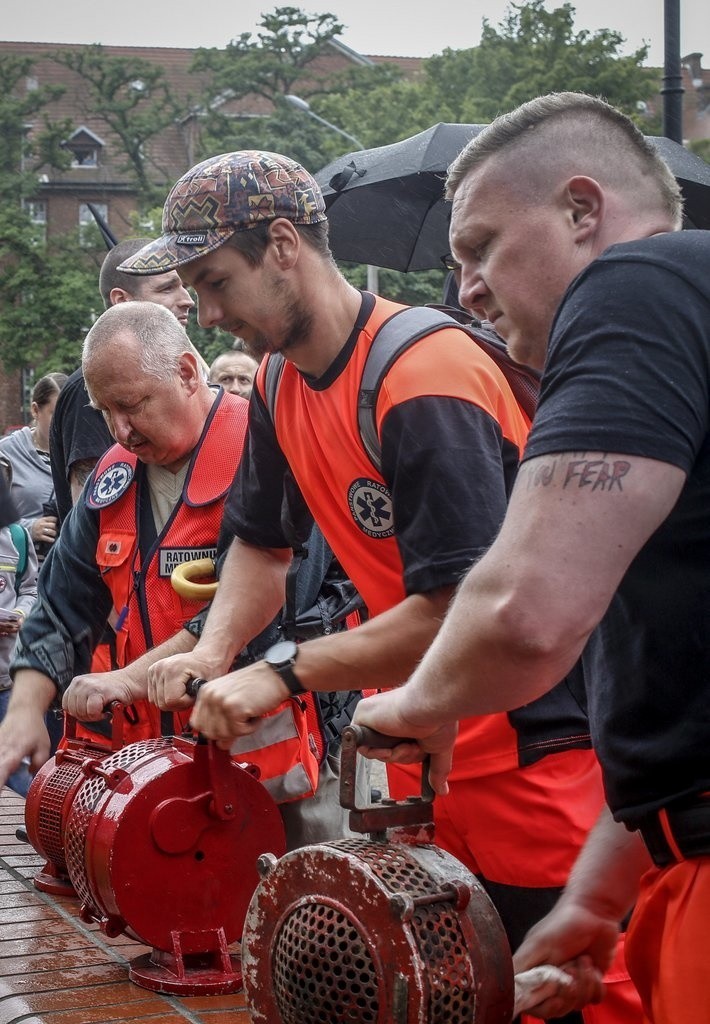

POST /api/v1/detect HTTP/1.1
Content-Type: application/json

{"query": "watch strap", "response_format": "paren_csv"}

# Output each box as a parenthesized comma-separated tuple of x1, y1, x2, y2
(270, 661, 306, 697)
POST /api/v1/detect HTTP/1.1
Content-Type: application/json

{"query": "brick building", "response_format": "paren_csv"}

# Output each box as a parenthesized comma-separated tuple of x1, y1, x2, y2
(0, 38, 707, 428)
(0, 37, 391, 429)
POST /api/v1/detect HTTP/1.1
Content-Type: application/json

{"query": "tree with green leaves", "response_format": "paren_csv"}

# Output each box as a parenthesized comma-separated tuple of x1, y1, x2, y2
(0, 2, 693, 377)
(0, 55, 70, 193)
(320, 1, 662, 146)
(190, 6, 399, 170)
(0, 55, 102, 378)
(424, 1, 661, 125)
(52, 45, 186, 207)
(194, 6, 344, 103)
(315, 1, 665, 302)
(689, 138, 710, 165)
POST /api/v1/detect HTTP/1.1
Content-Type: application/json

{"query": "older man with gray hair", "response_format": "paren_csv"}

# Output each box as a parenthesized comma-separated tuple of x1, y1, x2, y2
(0, 300, 250, 781)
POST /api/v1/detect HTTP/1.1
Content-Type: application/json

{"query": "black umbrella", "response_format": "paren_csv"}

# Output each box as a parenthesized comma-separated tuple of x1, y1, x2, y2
(316, 123, 486, 272)
(645, 135, 710, 230)
(316, 123, 710, 272)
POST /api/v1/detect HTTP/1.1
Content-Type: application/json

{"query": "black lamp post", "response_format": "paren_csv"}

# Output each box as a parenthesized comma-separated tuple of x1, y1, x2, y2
(661, 0, 684, 143)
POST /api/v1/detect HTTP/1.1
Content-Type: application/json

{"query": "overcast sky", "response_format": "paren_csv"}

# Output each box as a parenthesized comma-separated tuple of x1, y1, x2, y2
(2, 0, 707, 66)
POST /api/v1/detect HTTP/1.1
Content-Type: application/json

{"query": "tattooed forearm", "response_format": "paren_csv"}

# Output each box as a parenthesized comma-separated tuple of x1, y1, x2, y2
(522, 454, 631, 492)
(563, 457, 630, 491)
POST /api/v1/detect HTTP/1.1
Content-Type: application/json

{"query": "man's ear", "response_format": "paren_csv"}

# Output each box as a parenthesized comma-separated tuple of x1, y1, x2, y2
(564, 175, 604, 241)
(267, 218, 300, 269)
(109, 287, 134, 306)
(177, 351, 200, 392)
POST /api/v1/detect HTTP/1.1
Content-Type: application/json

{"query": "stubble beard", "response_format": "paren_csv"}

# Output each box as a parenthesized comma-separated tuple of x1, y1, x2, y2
(248, 277, 314, 361)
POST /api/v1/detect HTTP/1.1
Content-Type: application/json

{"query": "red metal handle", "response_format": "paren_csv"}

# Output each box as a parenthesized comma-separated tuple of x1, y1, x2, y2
(340, 724, 434, 837)
(63, 700, 127, 752)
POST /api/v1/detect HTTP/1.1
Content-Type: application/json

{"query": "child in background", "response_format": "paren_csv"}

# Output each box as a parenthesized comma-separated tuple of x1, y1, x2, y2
(0, 456, 39, 796)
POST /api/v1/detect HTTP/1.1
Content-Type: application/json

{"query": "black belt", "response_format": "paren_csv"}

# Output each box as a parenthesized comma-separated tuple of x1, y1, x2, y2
(636, 792, 710, 867)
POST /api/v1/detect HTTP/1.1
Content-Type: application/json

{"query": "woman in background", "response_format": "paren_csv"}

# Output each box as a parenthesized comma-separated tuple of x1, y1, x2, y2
(0, 372, 67, 563)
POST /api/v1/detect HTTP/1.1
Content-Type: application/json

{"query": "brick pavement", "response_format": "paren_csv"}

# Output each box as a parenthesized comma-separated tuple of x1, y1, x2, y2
(0, 788, 252, 1024)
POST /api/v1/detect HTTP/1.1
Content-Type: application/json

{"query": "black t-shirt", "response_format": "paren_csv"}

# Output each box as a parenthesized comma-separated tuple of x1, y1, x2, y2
(50, 368, 113, 523)
(524, 230, 710, 823)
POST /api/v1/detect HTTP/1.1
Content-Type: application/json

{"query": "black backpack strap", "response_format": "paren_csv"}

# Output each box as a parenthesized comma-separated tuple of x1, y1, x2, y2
(423, 306, 541, 422)
(358, 306, 455, 473)
(358, 306, 541, 474)
(261, 358, 319, 643)
(459, 320, 540, 423)
(263, 352, 286, 421)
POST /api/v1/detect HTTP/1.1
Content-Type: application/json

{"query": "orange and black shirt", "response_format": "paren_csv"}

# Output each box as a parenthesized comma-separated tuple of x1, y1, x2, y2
(225, 292, 591, 776)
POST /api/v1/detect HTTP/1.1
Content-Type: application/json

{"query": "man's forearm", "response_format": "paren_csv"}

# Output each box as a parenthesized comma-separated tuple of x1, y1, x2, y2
(9, 669, 59, 714)
(285, 585, 454, 695)
(196, 539, 291, 672)
(0, 669, 56, 787)
(561, 805, 651, 921)
(399, 555, 586, 727)
(118, 628, 197, 694)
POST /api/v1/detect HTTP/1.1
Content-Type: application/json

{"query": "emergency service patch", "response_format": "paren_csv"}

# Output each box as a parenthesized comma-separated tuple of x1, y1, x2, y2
(90, 461, 135, 507)
(347, 478, 394, 539)
(159, 546, 217, 578)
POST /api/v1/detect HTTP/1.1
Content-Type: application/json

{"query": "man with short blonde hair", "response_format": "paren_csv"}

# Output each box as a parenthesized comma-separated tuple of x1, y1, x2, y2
(354, 92, 709, 1023)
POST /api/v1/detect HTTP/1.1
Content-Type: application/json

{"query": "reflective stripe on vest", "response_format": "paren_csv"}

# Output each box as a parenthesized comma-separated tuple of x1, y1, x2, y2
(231, 699, 319, 804)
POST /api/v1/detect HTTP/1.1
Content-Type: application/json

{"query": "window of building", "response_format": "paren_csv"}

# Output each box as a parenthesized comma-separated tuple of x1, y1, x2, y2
(79, 202, 108, 245)
(23, 200, 47, 241)
(62, 126, 106, 168)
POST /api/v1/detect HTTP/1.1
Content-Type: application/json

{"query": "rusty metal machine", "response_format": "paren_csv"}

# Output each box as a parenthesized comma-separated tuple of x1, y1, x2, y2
(25, 710, 286, 995)
(242, 725, 515, 1024)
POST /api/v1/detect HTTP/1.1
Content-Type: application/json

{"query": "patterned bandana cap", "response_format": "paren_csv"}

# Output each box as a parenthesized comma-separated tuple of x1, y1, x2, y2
(118, 150, 327, 274)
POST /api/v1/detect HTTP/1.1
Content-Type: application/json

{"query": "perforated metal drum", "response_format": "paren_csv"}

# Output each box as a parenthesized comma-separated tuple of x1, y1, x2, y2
(24, 715, 120, 895)
(243, 726, 514, 1024)
(64, 737, 171, 927)
(64, 733, 286, 994)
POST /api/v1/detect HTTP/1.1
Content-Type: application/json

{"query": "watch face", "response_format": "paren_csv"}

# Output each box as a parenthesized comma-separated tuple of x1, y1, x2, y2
(267, 639, 299, 665)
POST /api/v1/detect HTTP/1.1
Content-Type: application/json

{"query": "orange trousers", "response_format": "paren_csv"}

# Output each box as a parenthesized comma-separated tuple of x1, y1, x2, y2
(626, 856, 710, 1024)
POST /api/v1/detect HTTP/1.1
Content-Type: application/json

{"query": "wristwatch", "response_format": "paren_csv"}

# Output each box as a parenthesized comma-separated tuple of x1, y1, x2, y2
(263, 639, 306, 697)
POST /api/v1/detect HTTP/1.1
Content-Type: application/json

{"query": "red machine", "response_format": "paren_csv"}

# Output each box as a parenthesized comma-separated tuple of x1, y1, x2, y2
(25, 710, 286, 995)
(24, 712, 123, 895)
(242, 725, 514, 1024)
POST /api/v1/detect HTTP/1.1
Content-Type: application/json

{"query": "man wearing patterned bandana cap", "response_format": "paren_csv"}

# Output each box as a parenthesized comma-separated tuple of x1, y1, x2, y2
(120, 151, 327, 277)
(117, 149, 643, 1020)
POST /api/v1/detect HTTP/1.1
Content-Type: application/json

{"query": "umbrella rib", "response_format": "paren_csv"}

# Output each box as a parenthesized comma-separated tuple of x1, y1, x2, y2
(403, 188, 447, 272)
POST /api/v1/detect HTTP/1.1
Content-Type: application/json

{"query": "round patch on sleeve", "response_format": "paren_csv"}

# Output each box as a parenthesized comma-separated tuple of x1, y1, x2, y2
(89, 461, 135, 508)
(347, 478, 395, 539)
